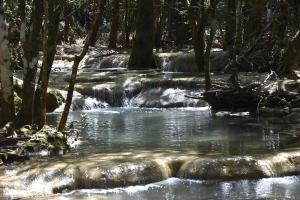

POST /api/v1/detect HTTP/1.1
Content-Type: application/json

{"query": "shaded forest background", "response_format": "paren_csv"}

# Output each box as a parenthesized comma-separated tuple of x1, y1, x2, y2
(0, 0, 300, 129)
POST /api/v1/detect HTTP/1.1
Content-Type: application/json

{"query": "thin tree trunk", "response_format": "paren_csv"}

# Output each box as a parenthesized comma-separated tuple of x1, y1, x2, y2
(154, 0, 164, 49)
(282, 30, 300, 75)
(204, 0, 218, 91)
(63, 3, 72, 43)
(189, 0, 205, 72)
(0, 2, 14, 126)
(124, 0, 130, 48)
(58, 7, 103, 132)
(90, 0, 107, 46)
(18, 0, 43, 126)
(35, 0, 63, 128)
(224, 0, 236, 50)
(243, 0, 264, 46)
(128, 0, 156, 70)
(108, 0, 120, 49)
(235, 0, 242, 50)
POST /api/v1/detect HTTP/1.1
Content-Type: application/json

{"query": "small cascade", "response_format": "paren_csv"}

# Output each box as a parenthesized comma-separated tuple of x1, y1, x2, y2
(83, 54, 129, 71)
(54, 90, 109, 112)
(52, 60, 74, 72)
(3, 150, 300, 199)
(129, 87, 206, 108)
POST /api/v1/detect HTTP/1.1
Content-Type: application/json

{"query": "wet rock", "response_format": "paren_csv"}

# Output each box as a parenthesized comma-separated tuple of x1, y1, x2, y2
(53, 160, 171, 193)
(291, 97, 300, 108)
(178, 157, 265, 180)
(130, 87, 206, 108)
(214, 111, 250, 117)
(259, 107, 290, 118)
(46, 89, 64, 113)
(24, 126, 68, 153)
(284, 109, 300, 123)
(14, 92, 22, 112)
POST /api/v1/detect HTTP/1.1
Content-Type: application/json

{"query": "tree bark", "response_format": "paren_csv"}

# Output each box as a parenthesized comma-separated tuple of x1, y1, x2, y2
(90, 0, 107, 46)
(243, 0, 264, 45)
(154, 0, 164, 49)
(108, 0, 120, 49)
(282, 30, 300, 74)
(204, 0, 218, 91)
(18, 0, 43, 126)
(35, 0, 63, 128)
(0, 2, 14, 126)
(189, 0, 205, 72)
(128, 0, 156, 70)
(224, 0, 236, 50)
(58, 7, 103, 132)
(124, 0, 130, 48)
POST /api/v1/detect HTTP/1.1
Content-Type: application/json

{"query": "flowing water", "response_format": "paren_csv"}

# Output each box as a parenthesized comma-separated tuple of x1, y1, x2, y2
(2, 107, 300, 199)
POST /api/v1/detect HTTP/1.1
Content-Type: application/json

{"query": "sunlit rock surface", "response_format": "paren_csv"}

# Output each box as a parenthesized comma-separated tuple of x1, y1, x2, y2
(3, 150, 300, 198)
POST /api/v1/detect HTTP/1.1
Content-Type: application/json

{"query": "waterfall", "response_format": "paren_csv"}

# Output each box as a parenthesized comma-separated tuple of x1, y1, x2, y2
(54, 90, 109, 112)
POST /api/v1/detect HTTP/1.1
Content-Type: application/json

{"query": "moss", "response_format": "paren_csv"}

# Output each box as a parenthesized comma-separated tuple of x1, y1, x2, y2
(24, 128, 68, 153)
(14, 92, 22, 112)
(46, 89, 64, 112)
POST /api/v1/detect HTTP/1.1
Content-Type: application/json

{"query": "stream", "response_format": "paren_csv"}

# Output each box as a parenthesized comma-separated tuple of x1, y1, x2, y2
(2, 107, 300, 199)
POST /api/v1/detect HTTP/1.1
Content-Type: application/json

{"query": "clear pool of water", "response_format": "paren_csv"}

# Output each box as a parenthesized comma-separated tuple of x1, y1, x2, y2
(48, 107, 300, 156)
(3, 107, 300, 200)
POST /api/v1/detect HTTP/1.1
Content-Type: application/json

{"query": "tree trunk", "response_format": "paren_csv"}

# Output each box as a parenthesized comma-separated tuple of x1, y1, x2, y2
(128, 0, 156, 70)
(189, 0, 205, 72)
(282, 30, 300, 74)
(154, 0, 164, 49)
(90, 0, 107, 46)
(272, 0, 288, 45)
(18, 0, 43, 126)
(63, 3, 72, 43)
(58, 7, 103, 132)
(204, 0, 218, 91)
(243, 0, 264, 45)
(108, 0, 120, 49)
(224, 0, 236, 50)
(35, 0, 63, 128)
(0, 2, 14, 126)
(124, 0, 130, 48)
(235, 0, 242, 50)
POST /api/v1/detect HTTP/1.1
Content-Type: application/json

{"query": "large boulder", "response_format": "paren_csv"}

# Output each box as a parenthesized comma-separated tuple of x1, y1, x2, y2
(46, 89, 64, 112)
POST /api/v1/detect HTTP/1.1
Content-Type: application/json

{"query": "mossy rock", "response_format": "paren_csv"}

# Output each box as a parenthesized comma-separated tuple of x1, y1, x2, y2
(24, 127, 68, 153)
(46, 89, 64, 112)
(13, 77, 23, 98)
(14, 92, 22, 112)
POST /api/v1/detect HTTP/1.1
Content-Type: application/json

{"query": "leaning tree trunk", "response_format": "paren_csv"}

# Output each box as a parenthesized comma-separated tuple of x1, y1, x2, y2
(18, 0, 43, 126)
(282, 30, 300, 75)
(108, 0, 120, 49)
(58, 7, 103, 132)
(0, 2, 14, 126)
(35, 0, 63, 128)
(128, 0, 156, 70)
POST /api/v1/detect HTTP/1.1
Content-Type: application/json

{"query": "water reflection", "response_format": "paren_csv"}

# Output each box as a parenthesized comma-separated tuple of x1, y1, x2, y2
(47, 108, 300, 156)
